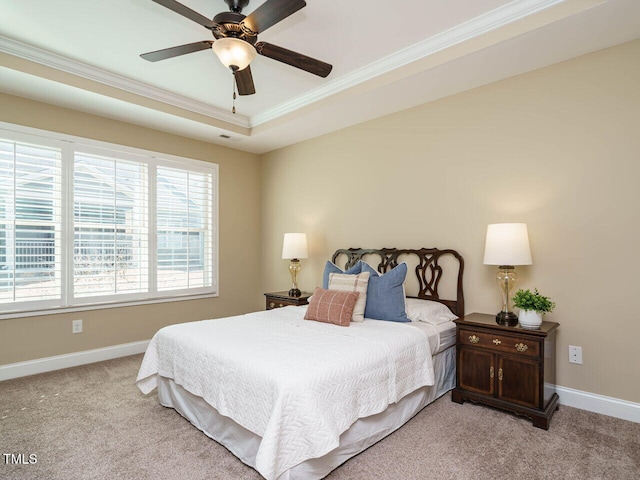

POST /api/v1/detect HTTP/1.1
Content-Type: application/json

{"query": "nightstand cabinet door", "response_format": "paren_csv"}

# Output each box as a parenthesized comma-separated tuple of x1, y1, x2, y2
(458, 348, 495, 397)
(498, 355, 540, 409)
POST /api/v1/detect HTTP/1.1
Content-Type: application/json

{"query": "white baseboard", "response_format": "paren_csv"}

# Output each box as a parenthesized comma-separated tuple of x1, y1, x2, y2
(0, 340, 150, 381)
(557, 385, 640, 423)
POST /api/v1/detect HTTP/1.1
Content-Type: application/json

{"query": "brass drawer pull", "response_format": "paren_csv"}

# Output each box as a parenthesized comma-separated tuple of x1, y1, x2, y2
(469, 335, 480, 344)
(498, 368, 503, 381)
(515, 343, 528, 352)
(493, 338, 502, 345)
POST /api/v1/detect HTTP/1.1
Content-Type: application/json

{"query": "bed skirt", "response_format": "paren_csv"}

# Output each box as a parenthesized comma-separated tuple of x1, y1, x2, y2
(157, 345, 455, 480)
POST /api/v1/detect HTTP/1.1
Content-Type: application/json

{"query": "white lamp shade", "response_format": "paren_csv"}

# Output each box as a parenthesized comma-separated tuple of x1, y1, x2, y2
(212, 37, 257, 70)
(483, 223, 532, 266)
(282, 233, 308, 259)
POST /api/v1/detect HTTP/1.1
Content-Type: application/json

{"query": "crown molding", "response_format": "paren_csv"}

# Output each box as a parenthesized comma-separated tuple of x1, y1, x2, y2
(0, 34, 249, 129)
(250, 0, 570, 126)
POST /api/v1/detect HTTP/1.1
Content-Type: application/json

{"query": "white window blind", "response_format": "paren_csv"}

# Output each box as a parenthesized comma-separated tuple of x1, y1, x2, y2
(0, 124, 218, 317)
(73, 152, 149, 300)
(157, 166, 214, 292)
(0, 139, 63, 307)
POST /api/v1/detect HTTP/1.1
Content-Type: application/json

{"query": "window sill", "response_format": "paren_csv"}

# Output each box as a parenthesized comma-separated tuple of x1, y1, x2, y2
(0, 292, 218, 320)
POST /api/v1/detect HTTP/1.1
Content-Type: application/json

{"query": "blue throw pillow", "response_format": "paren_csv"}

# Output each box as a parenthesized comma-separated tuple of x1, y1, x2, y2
(361, 262, 410, 322)
(322, 260, 362, 289)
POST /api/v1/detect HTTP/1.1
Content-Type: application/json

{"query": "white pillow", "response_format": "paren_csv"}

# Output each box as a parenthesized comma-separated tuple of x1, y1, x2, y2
(328, 271, 370, 322)
(405, 297, 458, 324)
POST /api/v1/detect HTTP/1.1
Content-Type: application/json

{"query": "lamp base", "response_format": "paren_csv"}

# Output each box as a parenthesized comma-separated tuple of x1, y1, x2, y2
(289, 288, 301, 297)
(496, 311, 518, 327)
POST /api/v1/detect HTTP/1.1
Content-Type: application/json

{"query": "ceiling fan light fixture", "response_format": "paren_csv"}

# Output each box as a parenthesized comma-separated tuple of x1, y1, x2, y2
(212, 37, 257, 70)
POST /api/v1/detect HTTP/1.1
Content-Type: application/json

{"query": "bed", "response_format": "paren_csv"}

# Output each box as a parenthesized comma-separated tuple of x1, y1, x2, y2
(136, 247, 464, 480)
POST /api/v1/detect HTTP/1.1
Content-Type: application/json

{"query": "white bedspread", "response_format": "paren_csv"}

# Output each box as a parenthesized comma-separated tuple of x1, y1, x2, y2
(136, 306, 435, 480)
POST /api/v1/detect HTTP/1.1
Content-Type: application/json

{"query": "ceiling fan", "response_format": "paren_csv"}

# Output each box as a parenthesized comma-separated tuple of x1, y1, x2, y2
(141, 0, 333, 97)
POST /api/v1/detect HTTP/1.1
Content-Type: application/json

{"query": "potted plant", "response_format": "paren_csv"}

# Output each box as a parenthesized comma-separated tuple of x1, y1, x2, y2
(512, 288, 555, 329)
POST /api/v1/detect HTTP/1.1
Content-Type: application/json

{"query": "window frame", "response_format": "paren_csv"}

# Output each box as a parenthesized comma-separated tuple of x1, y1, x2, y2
(0, 122, 218, 319)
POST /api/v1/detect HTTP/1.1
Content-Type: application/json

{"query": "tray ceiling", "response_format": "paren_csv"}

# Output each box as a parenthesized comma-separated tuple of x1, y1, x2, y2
(1, 0, 639, 153)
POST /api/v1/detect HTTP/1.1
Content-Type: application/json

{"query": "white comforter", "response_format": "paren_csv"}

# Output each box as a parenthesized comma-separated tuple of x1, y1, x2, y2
(136, 306, 435, 480)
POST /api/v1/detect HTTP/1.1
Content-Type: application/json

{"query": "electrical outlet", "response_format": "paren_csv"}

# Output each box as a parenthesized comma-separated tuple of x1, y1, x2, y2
(72, 319, 83, 334)
(569, 345, 582, 364)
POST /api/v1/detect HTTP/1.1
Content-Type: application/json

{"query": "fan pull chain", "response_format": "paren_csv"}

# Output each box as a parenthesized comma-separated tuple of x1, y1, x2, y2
(232, 74, 237, 114)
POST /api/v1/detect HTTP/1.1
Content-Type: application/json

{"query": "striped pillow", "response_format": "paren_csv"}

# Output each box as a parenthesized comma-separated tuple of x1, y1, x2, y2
(328, 271, 370, 322)
(304, 288, 359, 327)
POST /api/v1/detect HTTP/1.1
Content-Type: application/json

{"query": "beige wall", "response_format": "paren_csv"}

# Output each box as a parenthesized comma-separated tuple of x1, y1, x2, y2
(2, 38, 639, 404)
(0, 93, 263, 364)
(260, 39, 640, 403)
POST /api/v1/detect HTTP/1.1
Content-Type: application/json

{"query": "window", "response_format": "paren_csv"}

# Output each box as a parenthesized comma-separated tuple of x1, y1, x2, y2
(156, 166, 214, 292)
(0, 124, 218, 316)
(0, 140, 62, 307)
(73, 151, 149, 298)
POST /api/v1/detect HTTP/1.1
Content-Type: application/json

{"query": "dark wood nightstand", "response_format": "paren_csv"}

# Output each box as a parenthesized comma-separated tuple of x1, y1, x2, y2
(451, 312, 559, 429)
(264, 291, 312, 310)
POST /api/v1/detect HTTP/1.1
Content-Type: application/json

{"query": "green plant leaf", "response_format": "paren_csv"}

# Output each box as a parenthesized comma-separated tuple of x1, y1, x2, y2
(512, 288, 555, 313)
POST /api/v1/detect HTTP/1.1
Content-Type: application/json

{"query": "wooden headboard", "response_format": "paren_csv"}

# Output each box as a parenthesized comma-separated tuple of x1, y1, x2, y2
(331, 247, 465, 318)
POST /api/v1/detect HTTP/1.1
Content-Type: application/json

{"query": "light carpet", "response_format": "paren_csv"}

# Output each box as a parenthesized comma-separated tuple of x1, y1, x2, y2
(1, 354, 638, 479)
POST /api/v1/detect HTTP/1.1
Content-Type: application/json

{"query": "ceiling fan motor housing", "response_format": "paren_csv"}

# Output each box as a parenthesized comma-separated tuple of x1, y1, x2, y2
(212, 11, 257, 43)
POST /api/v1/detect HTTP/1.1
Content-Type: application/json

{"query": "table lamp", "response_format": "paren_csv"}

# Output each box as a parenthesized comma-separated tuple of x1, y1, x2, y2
(282, 233, 308, 297)
(483, 223, 532, 326)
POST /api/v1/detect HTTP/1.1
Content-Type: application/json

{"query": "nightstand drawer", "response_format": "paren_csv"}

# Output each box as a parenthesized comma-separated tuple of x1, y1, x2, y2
(267, 298, 297, 309)
(459, 328, 540, 358)
(264, 291, 311, 310)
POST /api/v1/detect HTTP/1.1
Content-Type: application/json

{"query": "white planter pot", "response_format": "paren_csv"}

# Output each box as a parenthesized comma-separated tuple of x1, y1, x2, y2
(519, 309, 543, 329)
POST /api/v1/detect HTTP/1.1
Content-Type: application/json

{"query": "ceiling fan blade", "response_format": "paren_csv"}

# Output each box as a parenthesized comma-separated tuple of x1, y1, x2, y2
(234, 66, 256, 96)
(242, 0, 306, 34)
(140, 41, 213, 62)
(255, 42, 332, 78)
(151, 0, 215, 29)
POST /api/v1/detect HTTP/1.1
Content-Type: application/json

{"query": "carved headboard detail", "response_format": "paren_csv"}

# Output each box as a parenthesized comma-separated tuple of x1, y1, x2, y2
(331, 247, 465, 318)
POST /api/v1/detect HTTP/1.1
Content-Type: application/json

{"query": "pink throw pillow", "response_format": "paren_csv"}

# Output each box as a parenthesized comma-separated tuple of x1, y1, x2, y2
(304, 288, 359, 327)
